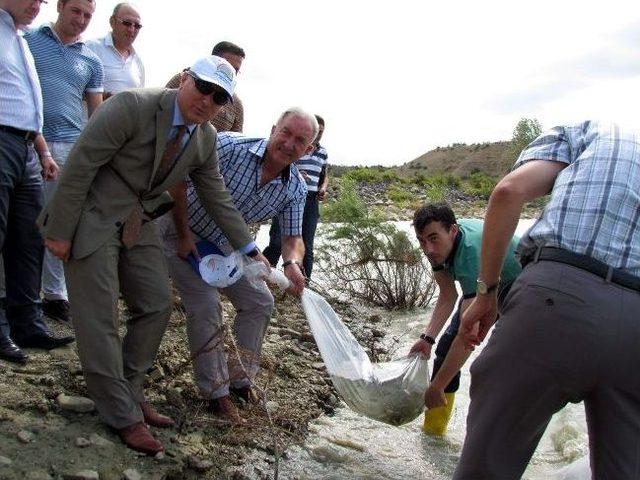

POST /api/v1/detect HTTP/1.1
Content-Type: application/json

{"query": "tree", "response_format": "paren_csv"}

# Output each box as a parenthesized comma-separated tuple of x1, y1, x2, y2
(510, 118, 542, 160)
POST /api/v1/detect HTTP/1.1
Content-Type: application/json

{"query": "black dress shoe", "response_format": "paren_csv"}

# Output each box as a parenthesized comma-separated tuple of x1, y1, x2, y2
(0, 336, 28, 364)
(15, 332, 74, 350)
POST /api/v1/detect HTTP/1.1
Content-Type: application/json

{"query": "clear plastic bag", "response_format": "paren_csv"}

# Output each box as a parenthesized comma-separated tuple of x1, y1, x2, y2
(301, 288, 429, 426)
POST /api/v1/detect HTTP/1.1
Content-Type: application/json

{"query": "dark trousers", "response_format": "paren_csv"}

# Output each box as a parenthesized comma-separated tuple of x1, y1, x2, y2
(0, 131, 49, 341)
(432, 282, 513, 394)
(454, 261, 640, 480)
(263, 191, 320, 278)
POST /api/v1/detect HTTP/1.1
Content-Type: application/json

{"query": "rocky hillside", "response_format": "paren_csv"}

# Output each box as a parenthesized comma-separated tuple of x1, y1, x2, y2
(398, 141, 514, 178)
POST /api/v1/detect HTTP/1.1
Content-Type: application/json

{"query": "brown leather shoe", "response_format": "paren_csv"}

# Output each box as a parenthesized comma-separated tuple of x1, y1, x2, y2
(140, 402, 175, 428)
(208, 395, 246, 425)
(117, 422, 163, 455)
(230, 385, 261, 404)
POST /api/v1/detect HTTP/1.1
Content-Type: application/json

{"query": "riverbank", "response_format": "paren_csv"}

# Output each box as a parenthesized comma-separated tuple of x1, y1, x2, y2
(0, 291, 388, 479)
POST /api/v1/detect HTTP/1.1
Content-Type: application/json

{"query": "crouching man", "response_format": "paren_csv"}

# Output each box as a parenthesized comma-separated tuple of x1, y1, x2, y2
(159, 108, 316, 423)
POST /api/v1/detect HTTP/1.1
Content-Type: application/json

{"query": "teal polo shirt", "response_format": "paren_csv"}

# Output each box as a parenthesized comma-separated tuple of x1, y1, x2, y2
(443, 218, 522, 298)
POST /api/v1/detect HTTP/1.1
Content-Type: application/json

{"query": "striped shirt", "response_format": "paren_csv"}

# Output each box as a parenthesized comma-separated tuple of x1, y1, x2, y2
(25, 24, 104, 142)
(0, 9, 43, 132)
(187, 133, 307, 247)
(85, 33, 144, 93)
(516, 121, 640, 276)
(296, 144, 328, 192)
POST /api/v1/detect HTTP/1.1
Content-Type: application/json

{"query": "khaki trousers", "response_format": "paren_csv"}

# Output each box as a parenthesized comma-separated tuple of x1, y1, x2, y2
(65, 225, 172, 428)
(454, 261, 640, 480)
(158, 216, 274, 400)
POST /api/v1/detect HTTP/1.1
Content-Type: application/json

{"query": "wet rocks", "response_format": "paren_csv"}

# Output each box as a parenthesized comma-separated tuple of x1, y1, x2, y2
(62, 471, 99, 480)
(56, 393, 95, 413)
(17, 430, 35, 443)
(122, 468, 142, 480)
(187, 455, 214, 473)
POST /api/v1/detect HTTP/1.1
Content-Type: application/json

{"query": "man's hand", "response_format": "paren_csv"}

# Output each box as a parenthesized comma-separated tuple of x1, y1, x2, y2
(409, 338, 433, 358)
(284, 263, 305, 296)
(177, 233, 199, 260)
(425, 384, 447, 409)
(41, 155, 59, 181)
(460, 294, 498, 349)
(254, 252, 272, 273)
(45, 238, 71, 261)
(317, 188, 327, 201)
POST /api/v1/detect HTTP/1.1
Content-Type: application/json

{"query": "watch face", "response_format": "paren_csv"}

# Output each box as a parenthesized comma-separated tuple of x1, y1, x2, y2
(476, 280, 488, 295)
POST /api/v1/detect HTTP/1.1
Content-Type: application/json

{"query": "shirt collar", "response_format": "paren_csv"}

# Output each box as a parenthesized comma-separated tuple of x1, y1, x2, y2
(0, 9, 17, 31)
(172, 98, 196, 134)
(251, 139, 292, 183)
(42, 22, 85, 46)
(443, 229, 463, 267)
(105, 32, 136, 55)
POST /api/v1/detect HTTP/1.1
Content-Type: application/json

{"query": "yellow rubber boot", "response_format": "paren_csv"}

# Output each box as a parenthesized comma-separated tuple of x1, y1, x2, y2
(422, 393, 455, 436)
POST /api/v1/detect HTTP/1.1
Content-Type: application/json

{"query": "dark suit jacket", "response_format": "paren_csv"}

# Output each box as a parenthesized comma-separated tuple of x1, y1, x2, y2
(39, 88, 252, 259)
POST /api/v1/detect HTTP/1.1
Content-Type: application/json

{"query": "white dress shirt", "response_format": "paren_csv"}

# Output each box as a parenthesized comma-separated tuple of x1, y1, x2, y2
(86, 33, 144, 94)
(0, 9, 43, 132)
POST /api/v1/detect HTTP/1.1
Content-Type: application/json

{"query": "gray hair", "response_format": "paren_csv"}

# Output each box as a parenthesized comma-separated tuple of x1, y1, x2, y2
(276, 107, 319, 143)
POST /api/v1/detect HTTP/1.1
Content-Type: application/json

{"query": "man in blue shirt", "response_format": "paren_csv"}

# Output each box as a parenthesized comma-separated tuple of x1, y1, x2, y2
(161, 108, 317, 423)
(454, 122, 640, 480)
(263, 114, 329, 279)
(25, 0, 103, 324)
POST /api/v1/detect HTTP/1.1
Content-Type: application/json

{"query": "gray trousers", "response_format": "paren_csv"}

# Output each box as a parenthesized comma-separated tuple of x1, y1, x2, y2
(454, 260, 640, 480)
(159, 216, 274, 400)
(65, 226, 172, 428)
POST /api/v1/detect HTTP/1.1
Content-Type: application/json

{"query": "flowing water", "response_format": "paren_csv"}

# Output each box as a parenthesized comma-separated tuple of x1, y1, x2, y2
(256, 220, 592, 479)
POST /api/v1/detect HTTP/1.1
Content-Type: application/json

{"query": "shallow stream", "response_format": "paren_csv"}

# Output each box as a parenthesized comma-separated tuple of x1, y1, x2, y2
(256, 220, 591, 479)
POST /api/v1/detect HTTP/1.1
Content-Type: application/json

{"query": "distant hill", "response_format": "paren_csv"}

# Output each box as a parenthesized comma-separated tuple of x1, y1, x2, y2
(398, 141, 515, 178)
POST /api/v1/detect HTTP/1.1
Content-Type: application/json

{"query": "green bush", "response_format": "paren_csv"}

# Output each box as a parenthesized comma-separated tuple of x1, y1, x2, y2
(463, 172, 497, 199)
(344, 167, 399, 184)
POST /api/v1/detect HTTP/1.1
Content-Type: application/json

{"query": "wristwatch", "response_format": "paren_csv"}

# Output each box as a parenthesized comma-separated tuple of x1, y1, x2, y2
(247, 247, 260, 258)
(476, 278, 499, 295)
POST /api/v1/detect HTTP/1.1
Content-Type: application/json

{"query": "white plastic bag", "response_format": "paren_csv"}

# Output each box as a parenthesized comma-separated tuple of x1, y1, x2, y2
(301, 288, 429, 426)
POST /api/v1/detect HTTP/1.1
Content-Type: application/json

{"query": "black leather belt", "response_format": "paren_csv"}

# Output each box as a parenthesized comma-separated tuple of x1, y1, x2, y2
(0, 125, 38, 142)
(522, 246, 640, 293)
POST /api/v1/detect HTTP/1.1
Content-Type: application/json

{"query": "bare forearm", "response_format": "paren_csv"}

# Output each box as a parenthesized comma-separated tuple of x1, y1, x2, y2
(281, 235, 304, 262)
(424, 294, 456, 338)
(431, 335, 472, 390)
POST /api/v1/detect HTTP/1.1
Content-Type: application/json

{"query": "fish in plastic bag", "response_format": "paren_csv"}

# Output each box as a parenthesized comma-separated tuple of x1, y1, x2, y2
(301, 288, 429, 426)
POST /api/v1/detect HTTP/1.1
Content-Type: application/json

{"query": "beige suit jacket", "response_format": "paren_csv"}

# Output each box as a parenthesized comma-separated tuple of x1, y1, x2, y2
(39, 88, 252, 259)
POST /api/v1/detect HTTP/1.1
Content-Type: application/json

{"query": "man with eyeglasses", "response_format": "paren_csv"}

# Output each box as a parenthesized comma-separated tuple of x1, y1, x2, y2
(166, 41, 245, 133)
(159, 108, 314, 424)
(0, 0, 72, 363)
(39, 55, 261, 456)
(25, 0, 103, 325)
(86, 2, 145, 99)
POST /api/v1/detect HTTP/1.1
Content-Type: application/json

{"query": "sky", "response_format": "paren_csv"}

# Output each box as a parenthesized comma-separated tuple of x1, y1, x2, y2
(36, 0, 640, 166)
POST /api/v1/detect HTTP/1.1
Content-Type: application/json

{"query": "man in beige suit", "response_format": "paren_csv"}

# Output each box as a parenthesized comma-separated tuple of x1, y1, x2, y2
(40, 56, 268, 455)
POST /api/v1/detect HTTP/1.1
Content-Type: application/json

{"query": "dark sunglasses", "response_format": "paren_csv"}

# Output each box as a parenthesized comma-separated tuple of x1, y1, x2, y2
(116, 18, 143, 30)
(187, 72, 230, 106)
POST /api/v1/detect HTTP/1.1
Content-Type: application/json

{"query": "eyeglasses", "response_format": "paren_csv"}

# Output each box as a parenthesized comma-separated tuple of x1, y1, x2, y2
(115, 18, 143, 30)
(187, 72, 230, 106)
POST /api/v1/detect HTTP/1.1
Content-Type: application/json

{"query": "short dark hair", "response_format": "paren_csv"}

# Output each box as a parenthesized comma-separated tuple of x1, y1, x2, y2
(413, 202, 457, 232)
(315, 114, 325, 127)
(211, 41, 245, 58)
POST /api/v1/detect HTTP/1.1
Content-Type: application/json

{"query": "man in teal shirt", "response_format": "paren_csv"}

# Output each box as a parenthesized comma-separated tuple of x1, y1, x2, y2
(409, 202, 521, 435)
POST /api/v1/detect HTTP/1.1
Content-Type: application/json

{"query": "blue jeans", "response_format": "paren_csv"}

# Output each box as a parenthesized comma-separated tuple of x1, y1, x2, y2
(41, 141, 74, 301)
(263, 192, 320, 278)
(0, 131, 49, 340)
